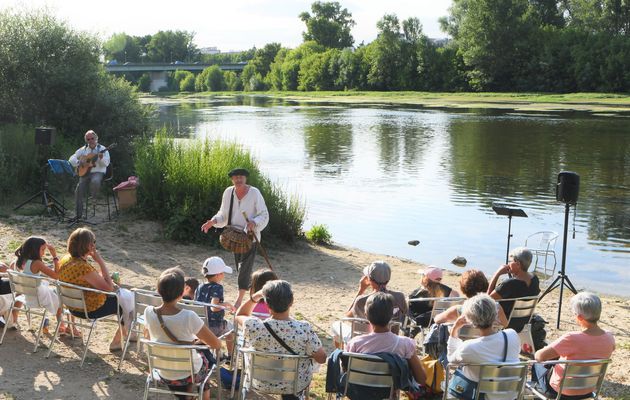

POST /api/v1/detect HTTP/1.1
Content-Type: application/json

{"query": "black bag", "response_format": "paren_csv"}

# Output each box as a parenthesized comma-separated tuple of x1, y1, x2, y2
(530, 314, 548, 351)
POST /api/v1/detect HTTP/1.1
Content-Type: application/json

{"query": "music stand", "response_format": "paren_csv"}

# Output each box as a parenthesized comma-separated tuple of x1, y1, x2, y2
(14, 160, 69, 218)
(492, 203, 528, 264)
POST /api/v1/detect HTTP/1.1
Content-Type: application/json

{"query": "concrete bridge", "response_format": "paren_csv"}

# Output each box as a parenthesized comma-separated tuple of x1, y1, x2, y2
(105, 62, 246, 91)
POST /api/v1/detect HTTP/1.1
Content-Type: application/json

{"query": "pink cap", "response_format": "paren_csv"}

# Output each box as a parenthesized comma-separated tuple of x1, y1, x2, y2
(419, 266, 443, 282)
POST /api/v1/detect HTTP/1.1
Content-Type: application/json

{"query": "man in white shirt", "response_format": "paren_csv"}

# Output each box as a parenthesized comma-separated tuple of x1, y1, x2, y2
(68, 130, 110, 220)
(201, 168, 269, 308)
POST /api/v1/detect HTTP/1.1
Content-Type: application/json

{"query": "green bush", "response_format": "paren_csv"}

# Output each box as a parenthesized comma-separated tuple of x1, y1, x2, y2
(133, 131, 305, 244)
(205, 66, 225, 91)
(138, 73, 151, 92)
(180, 74, 196, 92)
(305, 224, 332, 245)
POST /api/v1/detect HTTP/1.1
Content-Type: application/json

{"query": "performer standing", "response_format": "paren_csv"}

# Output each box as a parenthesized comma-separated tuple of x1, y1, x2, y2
(201, 168, 269, 309)
(68, 130, 110, 220)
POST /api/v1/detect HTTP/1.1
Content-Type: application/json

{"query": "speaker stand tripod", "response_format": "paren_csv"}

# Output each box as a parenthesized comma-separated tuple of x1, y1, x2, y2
(14, 163, 67, 218)
(539, 202, 577, 329)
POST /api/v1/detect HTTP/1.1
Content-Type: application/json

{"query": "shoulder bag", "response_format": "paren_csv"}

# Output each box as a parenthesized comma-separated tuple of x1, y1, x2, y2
(447, 330, 508, 400)
(155, 307, 195, 345)
(219, 188, 253, 254)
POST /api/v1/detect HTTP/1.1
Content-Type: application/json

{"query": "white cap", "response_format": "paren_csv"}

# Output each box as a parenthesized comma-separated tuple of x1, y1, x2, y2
(201, 257, 233, 275)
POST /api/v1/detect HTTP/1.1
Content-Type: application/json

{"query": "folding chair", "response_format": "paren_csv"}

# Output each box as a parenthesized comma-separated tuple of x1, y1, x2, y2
(46, 281, 123, 367)
(118, 288, 162, 370)
(237, 348, 312, 400)
(498, 296, 539, 355)
(0, 270, 54, 352)
(328, 352, 397, 400)
(443, 361, 529, 400)
(526, 359, 611, 400)
(525, 231, 559, 280)
(403, 297, 465, 350)
(142, 339, 217, 400)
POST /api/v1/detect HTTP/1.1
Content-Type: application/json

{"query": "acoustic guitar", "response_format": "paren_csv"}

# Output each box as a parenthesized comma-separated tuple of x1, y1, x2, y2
(76, 143, 117, 177)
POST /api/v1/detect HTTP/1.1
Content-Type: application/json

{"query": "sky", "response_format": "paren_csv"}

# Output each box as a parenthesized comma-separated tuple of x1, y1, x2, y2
(1, 0, 452, 51)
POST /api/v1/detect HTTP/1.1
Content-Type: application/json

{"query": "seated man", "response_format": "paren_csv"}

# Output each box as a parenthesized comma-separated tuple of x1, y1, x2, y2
(347, 261, 408, 323)
(346, 292, 426, 386)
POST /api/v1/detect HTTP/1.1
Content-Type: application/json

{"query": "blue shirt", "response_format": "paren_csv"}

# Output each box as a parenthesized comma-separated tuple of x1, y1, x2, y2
(195, 281, 225, 327)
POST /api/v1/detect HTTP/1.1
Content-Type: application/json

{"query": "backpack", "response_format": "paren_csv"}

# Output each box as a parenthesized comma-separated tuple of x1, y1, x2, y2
(531, 314, 548, 351)
(420, 354, 445, 395)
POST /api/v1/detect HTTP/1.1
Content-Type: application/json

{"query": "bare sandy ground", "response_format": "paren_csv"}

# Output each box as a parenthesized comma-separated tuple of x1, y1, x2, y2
(0, 212, 628, 399)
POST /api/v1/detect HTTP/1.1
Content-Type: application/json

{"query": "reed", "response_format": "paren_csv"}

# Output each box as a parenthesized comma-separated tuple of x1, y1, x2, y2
(134, 131, 305, 244)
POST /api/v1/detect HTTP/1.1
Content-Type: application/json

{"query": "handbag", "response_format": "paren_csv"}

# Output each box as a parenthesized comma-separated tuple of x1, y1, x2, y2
(421, 354, 445, 394)
(219, 188, 253, 254)
(447, 331, 508, 400)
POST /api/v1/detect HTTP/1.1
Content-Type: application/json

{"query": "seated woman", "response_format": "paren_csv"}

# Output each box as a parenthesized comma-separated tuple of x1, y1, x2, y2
(408, 266, 459, 330)
(447, 294, 521, 400)
(533, 292, 615, 399)
(236, 280, 327, 400)
(488, 247, 540, 333)
(11, 236, 79, 335)
(346, 292, 426, 388)
(434, 269, 507, 327)
(144, 267, 221, 400)
(236, 268, 278, 319)
(58, 227, 134, 351)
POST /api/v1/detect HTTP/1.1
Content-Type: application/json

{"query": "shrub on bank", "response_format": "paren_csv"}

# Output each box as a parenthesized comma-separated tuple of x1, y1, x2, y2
(133, 132, 305, 244)
(306, 224, 332, 245)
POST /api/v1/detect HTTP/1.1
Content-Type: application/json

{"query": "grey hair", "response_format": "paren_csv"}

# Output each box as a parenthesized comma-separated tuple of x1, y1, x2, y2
(461, 293, 497, 329)
(85, 129, 98, 140)
(262, 280, 293, 313)
(510, 247, 533, 271)
(571, 292, 601, 323)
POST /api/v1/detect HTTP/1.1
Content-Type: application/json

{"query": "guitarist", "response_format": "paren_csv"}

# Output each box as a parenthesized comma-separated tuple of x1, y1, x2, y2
(68, 130, 110, 221)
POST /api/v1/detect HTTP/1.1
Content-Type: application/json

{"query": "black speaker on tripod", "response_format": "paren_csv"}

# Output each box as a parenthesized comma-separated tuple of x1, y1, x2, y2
(540, 171, 579, 328)
(35, 127, 56, 146)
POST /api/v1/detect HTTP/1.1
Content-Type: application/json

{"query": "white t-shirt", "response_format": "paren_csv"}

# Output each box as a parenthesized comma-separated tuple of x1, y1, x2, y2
(447, 329, 521, 400)
(212, 186, 269, 241)
(144, 306, 205, 380)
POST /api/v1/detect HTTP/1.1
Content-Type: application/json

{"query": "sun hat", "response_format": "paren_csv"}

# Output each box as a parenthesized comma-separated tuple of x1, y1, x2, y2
(202, 257, 233, 275)
(418, 265, 443, 282)
(363, 261, 391, 284)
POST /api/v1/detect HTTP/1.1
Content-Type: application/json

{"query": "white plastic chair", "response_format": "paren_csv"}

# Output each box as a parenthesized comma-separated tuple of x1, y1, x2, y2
(526, 359, 611, 399)
(46, 281, 122, 367)
(0, 270, 55, 352)
(443, 361, 529, 400)
(142, 339, 217, 400)
(237, 347, 312, 400)
(525, 231, 559, 279)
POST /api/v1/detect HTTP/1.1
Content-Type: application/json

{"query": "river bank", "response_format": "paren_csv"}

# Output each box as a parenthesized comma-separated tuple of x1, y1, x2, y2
(162, 91, 630, 114)
(0, 213, 628, 399)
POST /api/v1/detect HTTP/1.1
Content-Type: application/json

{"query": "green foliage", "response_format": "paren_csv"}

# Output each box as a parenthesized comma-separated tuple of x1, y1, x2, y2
(133, 131, 305, 243)
(180, 74, 196, 92)
(146, 30, 199, 62)
(138, 73, 151, 92)
(224, 71, 243, 91)
(305, 224, 332, 245)
(241, 64, 266, 91)
(249, 43, 282, 77)
(299, 1, 355, 48)
(0, 9, 150, 178)
(104, 33, 142, 63)
(205, 66, 225, 91)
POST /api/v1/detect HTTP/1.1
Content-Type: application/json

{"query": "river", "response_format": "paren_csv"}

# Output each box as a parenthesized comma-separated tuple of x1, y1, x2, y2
(152, 95, 630, 296)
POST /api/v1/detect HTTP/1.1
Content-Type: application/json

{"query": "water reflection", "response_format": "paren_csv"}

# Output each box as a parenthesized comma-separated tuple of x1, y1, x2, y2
(151, 96, 630, 295)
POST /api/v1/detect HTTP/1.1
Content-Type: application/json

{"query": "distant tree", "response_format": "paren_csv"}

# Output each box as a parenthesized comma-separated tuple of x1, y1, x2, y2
(528, 0, 565, 27)
(299, 1, 355, 48)
(205, 65, 225, 91)
(104, 33, 142, 62)
(146, 30, 199, 62)
(224, 71, 243, 91)
(138, 73, 151, 92)
(180, 74, 196, 92)
(249, 43, 282, 77)
(366, 14, 403, 90)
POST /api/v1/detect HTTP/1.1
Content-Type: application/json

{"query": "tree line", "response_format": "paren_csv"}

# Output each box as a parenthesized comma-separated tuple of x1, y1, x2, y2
(111, 1, 630, 93)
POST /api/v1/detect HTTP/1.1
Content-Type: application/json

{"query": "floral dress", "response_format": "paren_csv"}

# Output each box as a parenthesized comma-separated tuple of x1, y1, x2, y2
(243, 317, 322, 394)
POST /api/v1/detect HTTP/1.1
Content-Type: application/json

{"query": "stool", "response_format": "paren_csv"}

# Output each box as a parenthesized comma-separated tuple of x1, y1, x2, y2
(85, 164, 118, 221)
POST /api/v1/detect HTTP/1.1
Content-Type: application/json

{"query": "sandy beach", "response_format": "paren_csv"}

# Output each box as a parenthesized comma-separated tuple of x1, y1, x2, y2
(0, 212, 628, 399)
